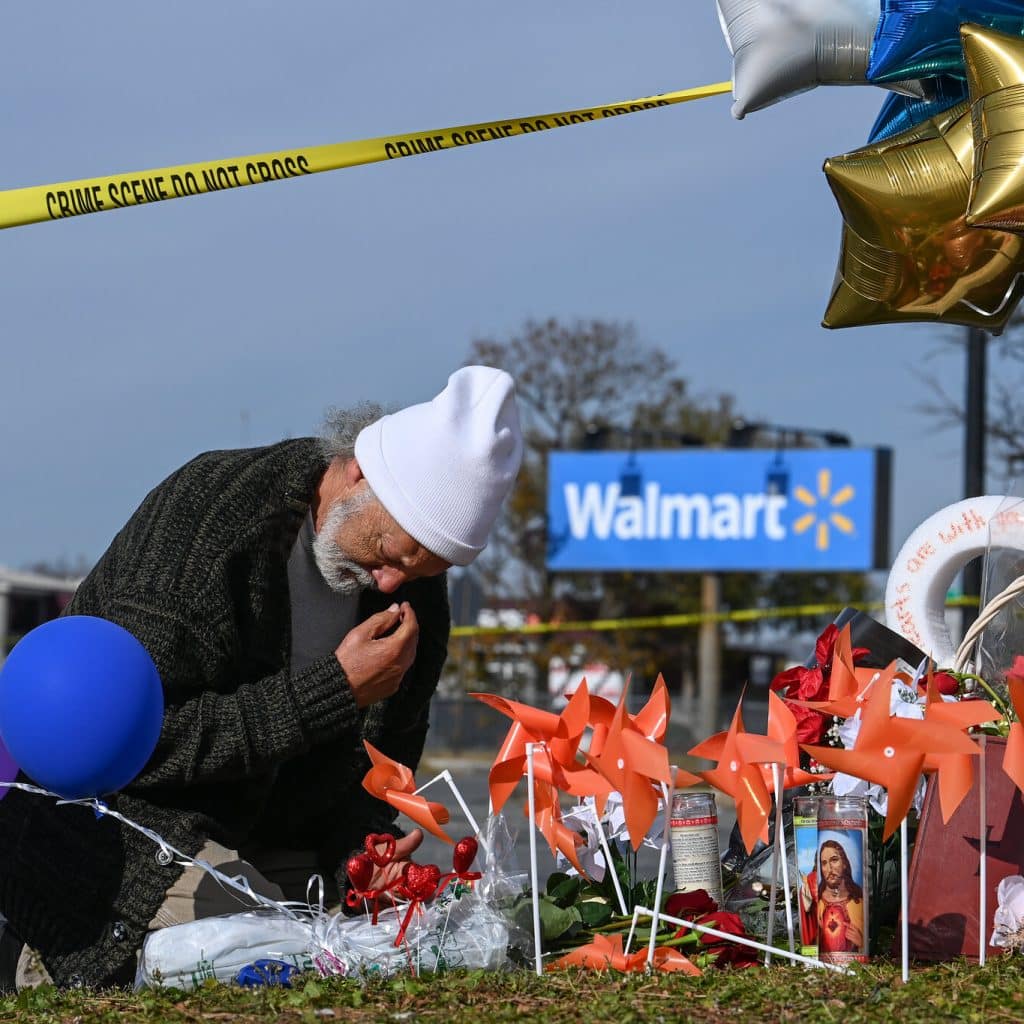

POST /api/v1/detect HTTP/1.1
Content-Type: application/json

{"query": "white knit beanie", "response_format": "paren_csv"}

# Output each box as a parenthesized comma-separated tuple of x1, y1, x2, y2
(354, 366, 523, 566)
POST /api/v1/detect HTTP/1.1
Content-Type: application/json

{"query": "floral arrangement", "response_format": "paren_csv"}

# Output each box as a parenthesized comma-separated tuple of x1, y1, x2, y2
(767, 619, 1024, 954)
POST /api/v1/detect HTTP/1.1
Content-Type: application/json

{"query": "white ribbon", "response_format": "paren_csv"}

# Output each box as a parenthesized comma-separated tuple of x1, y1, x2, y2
(6, 780, 311, 921)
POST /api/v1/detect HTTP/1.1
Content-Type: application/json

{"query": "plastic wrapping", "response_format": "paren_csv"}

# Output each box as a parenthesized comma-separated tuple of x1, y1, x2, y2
(136, 909, 315, 990)
(138, 817, 522, 990)
(973, 497, 1024, 683)
(312, 884, 510, 978)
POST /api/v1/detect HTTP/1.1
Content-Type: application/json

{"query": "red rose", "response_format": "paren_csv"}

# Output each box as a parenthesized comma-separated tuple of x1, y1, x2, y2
(666, 889, 718, 921)
(771, 664, 824, 702)
(770, 624, 870, 705)
(696, 910, 747, 945)
(790, 702, 828, 746)
(932, 672, 960, 696)
(1008, 656, 1024, 682)
(714, 942, 760, 969)
(814, 625, 840, 674)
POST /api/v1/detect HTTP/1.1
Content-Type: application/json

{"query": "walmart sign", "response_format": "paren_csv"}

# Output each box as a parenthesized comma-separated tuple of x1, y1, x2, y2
(546, 449, 891, 572)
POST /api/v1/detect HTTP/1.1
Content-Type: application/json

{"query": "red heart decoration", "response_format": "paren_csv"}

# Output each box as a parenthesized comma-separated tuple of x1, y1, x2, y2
(365, 833, 397, 867)
(453, 836, 478, 874)
(346, 853, 374, 891)
(403, 862, 441, 901)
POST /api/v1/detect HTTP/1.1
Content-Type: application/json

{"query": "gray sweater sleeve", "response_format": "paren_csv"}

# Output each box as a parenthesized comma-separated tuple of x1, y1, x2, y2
(101, 587, 363, 787)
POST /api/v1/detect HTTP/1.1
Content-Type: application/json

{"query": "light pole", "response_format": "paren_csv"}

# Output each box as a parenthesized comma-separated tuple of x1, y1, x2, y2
(962, 327, 988, 632)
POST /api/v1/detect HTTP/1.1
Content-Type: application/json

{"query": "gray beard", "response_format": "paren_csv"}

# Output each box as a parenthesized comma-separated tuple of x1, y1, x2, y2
(312, 493, 378, 595)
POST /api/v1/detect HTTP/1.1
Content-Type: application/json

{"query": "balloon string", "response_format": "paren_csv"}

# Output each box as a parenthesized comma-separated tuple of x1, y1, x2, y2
(958, 272, 1024, 318)
(5, 781, 307, 920)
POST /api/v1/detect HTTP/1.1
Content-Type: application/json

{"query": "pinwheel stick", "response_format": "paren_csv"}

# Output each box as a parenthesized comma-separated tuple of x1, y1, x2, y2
(765, 829, 779, 966)
(980, 734, 988, 967)
(526, 742, 544, 977)
(590, 796, 628, 916)
(774, 764, 796, 958)
(646, 778, 675, 967)
(627, 907, 852, 974)
(900, 817, 909, 983)
(413, 769, 489, 857)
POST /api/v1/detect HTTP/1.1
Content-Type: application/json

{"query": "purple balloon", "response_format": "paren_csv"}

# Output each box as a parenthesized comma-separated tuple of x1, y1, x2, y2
(0, 733, 18, 800)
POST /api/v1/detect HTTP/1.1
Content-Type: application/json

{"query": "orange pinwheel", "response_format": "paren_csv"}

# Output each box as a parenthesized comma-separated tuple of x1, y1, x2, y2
(548, 933, 701, 974)
(804, 664, 981, 839)
(1003, 663, 1024, 795)
(472, 683, 611, 813)
(586, 674, 672, 758)
(920, 671, 1001, 823)
(473, 684, 612, 872)
(532, 777, 587, 875)
(694, 691, 827, 792)
(361, 741, 452, 844)
(688, 696, 774, 854)
(786, 626, 880, 719)
(585, 679, 672, 850)
(764, 691, 831, 790)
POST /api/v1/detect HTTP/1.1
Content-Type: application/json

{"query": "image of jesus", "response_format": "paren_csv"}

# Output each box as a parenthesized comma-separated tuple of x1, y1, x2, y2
(817, 839, 866, 955)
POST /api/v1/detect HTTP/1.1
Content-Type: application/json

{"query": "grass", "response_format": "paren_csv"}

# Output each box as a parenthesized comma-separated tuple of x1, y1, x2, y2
(4, 958, 1024, 1024)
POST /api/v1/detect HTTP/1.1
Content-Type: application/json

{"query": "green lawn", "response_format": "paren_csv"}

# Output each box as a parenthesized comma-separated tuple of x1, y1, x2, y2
(5, 958, 1024, 1024)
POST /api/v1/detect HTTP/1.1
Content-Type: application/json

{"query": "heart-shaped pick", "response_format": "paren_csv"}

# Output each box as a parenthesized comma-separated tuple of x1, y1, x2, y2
(346, 853, 374, 891)
(453, 836, 479, 874)
(403, 862, 442, 901)
(365, 833, 397, 867)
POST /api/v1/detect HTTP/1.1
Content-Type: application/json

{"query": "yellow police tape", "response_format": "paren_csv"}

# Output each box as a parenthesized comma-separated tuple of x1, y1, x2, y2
(449, 597, 977, 638)
(0, 81, 731, 231)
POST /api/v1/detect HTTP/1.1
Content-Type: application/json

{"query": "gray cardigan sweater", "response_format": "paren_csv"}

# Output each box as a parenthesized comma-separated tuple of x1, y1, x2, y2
(0, 438, 450, 986)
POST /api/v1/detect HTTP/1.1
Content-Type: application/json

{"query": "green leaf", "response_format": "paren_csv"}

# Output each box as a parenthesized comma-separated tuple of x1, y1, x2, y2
(577, 900, 614, 927)
(537, 898, 582, 941)
(546, 872, 582, 906)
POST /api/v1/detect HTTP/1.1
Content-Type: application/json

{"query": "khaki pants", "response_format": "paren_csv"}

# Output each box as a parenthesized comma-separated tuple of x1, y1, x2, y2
(16, 841, 337, 990)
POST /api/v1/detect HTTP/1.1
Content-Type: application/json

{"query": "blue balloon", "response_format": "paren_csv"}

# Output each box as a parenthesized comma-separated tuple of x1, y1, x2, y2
(868, 0, 1024, 83)
(0, 616, 163, 799)
(868, 75, 969, 141)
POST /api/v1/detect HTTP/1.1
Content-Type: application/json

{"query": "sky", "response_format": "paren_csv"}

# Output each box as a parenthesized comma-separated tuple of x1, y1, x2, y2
(0, 2, 988, 576)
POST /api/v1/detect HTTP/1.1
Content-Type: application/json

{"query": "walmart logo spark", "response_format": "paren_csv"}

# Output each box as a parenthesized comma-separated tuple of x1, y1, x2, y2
(791, 469, 856, 551)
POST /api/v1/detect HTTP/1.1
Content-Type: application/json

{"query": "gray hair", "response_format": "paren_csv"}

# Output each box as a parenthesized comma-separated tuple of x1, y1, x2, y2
(318, 402, 387, 463)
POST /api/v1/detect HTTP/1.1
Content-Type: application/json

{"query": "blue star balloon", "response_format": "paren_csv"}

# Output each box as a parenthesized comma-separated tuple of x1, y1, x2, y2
(868, 75, 968, 141)
(868, 0, 1024, 83)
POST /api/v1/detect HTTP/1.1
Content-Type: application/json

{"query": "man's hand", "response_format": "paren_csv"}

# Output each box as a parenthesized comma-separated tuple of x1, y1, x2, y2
(369, 829, 424, 896)
(336, 602, 419, 708)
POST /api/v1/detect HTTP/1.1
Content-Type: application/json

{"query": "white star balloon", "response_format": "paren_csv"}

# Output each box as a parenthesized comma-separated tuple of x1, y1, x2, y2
(717, 0, 924, 119)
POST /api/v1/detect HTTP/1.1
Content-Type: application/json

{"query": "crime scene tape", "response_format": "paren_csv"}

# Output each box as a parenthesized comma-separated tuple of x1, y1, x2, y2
(0, 81, 731, 231)
(449, 597, 978, 638)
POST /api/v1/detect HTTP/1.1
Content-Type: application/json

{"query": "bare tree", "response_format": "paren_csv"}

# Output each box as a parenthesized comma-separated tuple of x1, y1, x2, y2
(919, 316, 1024, 486)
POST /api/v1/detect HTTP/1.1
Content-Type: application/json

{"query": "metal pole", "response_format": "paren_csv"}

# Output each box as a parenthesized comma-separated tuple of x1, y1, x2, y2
(963, 327, 988, 632)
(698, 572, 721, 738)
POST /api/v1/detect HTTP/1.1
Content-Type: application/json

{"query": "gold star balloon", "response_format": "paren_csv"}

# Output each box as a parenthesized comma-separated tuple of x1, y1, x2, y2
(962, 24, 1024, 232)
(822, 99, 1024, 333)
